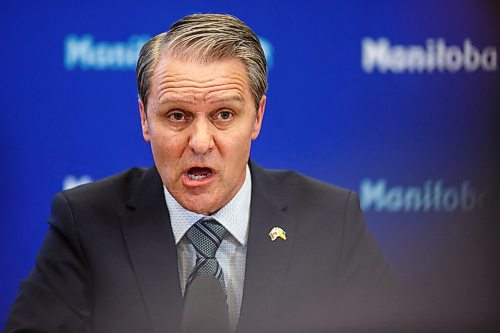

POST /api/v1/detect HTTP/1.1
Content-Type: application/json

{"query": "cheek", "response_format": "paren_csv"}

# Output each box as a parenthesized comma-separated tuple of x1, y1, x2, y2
(150, 132, 186, 164)
(220, 131, 252, 160)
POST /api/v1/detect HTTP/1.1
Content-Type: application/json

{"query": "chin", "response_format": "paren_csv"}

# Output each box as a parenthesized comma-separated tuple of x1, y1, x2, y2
(181, 199, 218, 216)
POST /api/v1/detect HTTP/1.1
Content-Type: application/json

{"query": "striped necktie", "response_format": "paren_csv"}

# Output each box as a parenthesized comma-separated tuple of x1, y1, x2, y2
(185, 218, 227, 295)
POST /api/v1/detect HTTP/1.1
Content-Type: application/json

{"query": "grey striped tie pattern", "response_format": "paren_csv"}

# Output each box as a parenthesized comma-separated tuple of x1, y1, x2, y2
(185, 218, 227, 295)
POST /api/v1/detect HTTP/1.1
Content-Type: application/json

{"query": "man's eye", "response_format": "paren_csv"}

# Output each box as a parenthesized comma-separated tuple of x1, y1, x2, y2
(217, 110, 233, 120)
(168, 111, 185, 121)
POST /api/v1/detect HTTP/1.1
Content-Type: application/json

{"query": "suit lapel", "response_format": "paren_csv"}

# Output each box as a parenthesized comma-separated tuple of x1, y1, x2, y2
(120, 167, 183, 333)
(118, 164, 296, 332)
(237, 162, 297, 332)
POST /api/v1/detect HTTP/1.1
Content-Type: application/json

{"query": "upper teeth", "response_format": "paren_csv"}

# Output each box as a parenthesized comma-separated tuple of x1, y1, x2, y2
(189, 174, 208, 180)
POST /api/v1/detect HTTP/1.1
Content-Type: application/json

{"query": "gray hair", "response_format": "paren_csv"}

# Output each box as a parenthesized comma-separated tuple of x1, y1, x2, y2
(136, 13, 268, 111)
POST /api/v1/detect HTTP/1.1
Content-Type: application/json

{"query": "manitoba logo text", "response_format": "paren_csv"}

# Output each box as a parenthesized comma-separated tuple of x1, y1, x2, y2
(360, 179, 485, 213)
(362, 38, 497, 73)
(63, 175, 93, 190)
(65, 34, 274, 71)
(65, 35, 149, 70)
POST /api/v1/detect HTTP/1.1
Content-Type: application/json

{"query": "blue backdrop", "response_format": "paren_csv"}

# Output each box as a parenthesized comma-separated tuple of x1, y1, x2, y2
(1, 0, 499, 328)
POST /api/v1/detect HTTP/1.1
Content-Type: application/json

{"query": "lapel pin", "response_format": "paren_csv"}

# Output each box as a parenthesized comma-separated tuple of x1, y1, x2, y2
(269, 227, 287, 241)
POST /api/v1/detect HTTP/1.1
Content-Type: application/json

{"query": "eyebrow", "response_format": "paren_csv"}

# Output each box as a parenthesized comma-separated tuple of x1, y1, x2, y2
(160, 97, 194, 105)
(208, 95, 244, 104)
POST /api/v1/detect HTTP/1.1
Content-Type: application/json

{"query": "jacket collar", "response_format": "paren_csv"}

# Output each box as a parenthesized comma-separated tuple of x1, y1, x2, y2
(121, 166, 183, 332)
(237, 161, 297, 332)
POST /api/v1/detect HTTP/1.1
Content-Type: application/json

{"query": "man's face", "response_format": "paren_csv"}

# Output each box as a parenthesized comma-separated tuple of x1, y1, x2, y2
(139, 55, 265, 215)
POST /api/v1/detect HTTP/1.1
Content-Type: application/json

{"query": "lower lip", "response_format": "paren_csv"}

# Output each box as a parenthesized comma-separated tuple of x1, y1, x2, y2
(182, 172, 215, 188)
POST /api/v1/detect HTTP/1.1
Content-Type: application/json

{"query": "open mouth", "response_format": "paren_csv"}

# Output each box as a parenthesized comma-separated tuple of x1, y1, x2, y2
(187, 167, 213, 181)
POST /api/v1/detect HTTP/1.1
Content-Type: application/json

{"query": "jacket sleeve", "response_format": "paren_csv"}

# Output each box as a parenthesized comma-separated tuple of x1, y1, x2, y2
(4, 192, 92, 333)
(331, 191, 403, 327)
(335, 191, 398, 292)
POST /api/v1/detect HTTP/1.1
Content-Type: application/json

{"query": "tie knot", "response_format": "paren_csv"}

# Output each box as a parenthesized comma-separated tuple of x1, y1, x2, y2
(186, 218, 226, 259)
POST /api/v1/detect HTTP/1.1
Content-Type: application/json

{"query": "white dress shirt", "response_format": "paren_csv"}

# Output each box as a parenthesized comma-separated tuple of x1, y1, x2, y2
(163, 165, 251, 331)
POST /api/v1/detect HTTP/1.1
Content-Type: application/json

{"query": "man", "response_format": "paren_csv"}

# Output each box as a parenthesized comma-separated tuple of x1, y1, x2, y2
(4, 14, 397, 333)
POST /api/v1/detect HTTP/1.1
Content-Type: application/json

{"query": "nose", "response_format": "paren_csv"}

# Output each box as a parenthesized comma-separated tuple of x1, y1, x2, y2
(189, 118, 214, 155)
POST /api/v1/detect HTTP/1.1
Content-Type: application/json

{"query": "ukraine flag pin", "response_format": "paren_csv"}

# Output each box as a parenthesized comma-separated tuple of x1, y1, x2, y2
(269, 227, 287, 241)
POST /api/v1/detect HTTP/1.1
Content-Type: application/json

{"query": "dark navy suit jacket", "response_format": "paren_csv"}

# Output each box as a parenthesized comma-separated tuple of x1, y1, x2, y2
(5, 162, 398, 332)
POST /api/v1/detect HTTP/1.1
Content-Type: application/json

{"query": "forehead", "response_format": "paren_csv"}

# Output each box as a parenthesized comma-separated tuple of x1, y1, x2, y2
(151, 54, 251, 101)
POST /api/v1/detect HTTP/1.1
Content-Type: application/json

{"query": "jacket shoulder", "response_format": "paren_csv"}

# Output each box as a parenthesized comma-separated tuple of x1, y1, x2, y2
(265, 168, 354, 204)
(60, 167, 150, 207)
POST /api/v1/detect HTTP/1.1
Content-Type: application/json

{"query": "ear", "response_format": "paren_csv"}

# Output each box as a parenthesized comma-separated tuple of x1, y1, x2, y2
(139, 99, 151, 142)
(251, 95, 266, 141)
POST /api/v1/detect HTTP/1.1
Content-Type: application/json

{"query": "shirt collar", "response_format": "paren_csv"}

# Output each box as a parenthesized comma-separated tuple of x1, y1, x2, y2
(164, 164, 252, 246)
